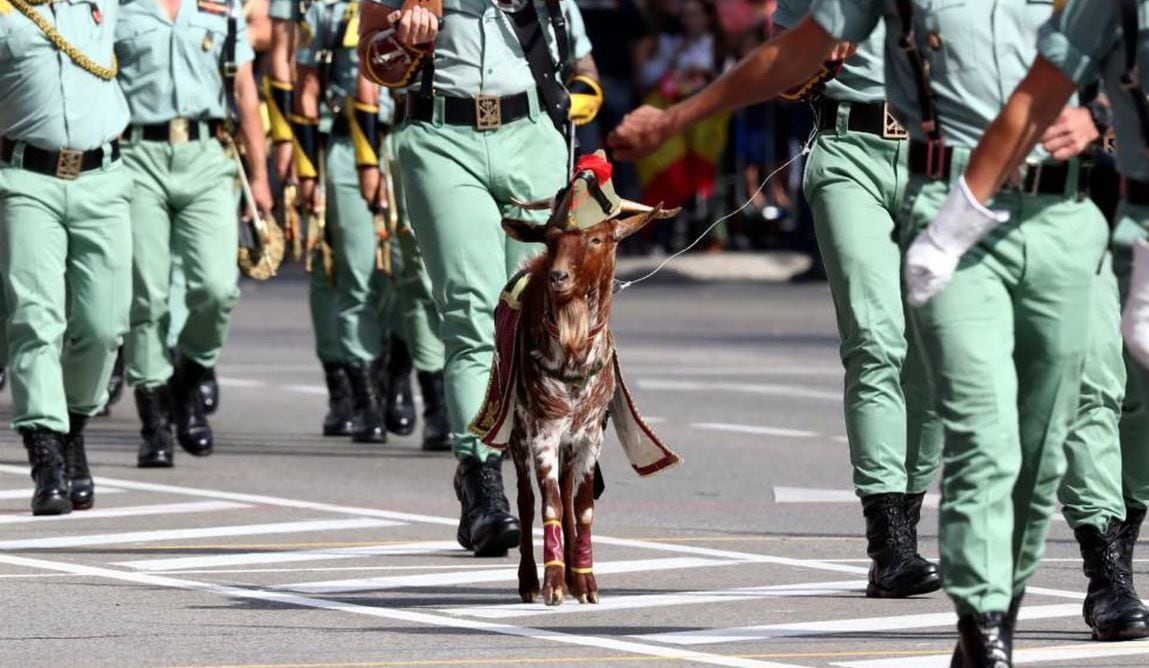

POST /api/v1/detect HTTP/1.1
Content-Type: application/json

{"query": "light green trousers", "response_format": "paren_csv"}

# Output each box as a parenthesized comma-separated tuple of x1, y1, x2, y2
(803, 109, 942, 497)
(902, 160, 1108, 615)
(383, 132, 445, 373)
(394, 98, 566, 462)
(0, 154, 133, 431)
(1112, 203, 1149, 509)
(307, 203, 342, 364)
(1059, 255, 1126, 531)
(121, 131, 240, 390)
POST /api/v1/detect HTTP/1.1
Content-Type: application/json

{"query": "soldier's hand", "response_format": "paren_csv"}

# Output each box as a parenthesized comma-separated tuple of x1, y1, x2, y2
(388, 5, 439, 49)
(358, 166, 381, 210)
(274, 142, 294, 182)
(1041, 107, 1099, 162)
(251, 176, 275, 220)
(609, 105, 674, 161)
(828, 42, 857, 61)
(298, 177, 321, 214)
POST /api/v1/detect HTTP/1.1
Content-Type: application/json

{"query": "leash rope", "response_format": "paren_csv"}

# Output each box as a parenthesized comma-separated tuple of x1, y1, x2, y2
(614, 125, 818, 293)
(11, 0, 119, 81)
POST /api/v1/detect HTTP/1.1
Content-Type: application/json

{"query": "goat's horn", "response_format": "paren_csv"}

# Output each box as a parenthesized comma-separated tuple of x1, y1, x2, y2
(511, 197, 555, 211)
(620, 199, 680, 219)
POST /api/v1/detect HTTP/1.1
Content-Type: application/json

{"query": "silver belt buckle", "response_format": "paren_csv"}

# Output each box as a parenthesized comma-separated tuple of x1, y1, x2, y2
(169, 118, 190, 145)
(55, 149, 84, 180)
(475, 94, 502, 131)
(882, 102, 908, 140)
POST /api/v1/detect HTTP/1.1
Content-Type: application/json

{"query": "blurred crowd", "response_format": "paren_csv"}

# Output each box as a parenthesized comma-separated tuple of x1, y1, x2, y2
(576, 0, 818, 267)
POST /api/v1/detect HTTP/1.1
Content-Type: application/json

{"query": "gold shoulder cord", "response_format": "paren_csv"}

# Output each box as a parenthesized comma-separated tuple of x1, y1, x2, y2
(9, 0, 118, 81)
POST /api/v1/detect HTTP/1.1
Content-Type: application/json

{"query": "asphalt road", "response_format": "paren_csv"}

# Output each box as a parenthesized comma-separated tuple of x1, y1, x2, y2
(1, 272, 1146, 668)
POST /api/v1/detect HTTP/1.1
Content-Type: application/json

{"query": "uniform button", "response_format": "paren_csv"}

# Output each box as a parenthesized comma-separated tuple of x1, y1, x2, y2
(927, 31, 942, 51)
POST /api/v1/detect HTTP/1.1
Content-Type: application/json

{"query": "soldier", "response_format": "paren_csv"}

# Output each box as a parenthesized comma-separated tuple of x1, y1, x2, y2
(934, 0, 1149, 645)
(611, 4, 1107, 665)
(358, 0, 601, 556)
(772, 0, 942, 599)
(0, 0, 132, 514)
(116, 0, 272, 468)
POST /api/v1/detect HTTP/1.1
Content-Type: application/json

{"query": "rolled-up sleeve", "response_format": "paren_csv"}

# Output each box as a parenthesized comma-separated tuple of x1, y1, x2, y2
(1037, 0, 1119, 86)
(774, 0, 807, 30)
(810, 0, 882, 43)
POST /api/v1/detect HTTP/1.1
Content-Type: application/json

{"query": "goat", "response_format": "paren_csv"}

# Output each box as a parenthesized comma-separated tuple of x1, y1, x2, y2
(469, 153, 683, 606)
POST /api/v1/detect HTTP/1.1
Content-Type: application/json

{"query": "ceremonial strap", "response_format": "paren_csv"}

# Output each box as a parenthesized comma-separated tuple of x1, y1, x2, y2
(504, 1, 570, 136)
(1119, 0, 1149, 148)
(9, 0, 118, 81)
(894, 0, 945, 177)
(222, 0, 239, 122)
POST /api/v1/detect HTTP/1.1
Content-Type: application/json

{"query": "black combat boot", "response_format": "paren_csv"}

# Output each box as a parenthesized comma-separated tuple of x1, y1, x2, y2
(1120, 505, 1147, 574)
(135, 387, 174, 468)
(1076, 520, 1149, 640)
(0, 366, 6, 392)
(322, 362, 354, 436)
(952, 593, 1024, 666)
(951, 611, 1012, 668)
(101, 347, 126, 415)
(417, 370, 452, 451)
(346, 362, 386, 443)
(905, 492, 943, 577)
(170, 358, 213, 456)
(198, 366, 219, 415)
(454, 454, 521, 557)
(862, 493, 941, 598)
(63, 412, 94, 510)
(22, 429, 72, 516)
(384, 336, 416, 436)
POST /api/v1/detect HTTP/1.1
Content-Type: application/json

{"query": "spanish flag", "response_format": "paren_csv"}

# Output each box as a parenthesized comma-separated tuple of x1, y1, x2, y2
(635, 87, 729, 210)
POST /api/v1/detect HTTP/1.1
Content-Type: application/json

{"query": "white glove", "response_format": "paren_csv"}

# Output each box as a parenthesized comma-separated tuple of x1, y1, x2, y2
(1122, 238, 1149, 369)
(904, 175, 1010, 307)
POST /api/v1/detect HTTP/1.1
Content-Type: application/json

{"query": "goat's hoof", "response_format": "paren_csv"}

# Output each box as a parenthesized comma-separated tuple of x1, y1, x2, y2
(543, 586, 566, 606)
(519, 589, 539, 603)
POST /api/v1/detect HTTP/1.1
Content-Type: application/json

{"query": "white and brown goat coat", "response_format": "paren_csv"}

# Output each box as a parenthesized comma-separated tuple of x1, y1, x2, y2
(469, 152, 681, 605)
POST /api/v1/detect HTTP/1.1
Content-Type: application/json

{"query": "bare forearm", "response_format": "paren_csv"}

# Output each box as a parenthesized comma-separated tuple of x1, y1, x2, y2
(667, 17, 834, 130)
(236, 66, 269, 180)
(964, 57, 1076, 202)
(269, 19, 295, 82)
(356, 73, 380, 106)
(295, 67, 321, 119)
(575, 54, 598, 81)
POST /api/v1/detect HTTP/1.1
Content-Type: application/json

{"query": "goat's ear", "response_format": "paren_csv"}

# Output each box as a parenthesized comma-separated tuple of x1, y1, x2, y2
(502, 218, 548, 243)
(612, 205, 677, 241)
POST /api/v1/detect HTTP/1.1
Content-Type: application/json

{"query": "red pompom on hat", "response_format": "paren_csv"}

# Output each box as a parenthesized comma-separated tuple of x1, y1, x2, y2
(575, 152, 613, 186)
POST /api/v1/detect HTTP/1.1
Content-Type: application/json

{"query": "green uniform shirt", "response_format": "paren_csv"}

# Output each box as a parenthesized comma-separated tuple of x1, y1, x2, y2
(1039, 0, 1149, 182)
(774, 0, 886, 104)
(810, 0, 1058, 155)
(298, 0, 393, 120)
(0, 0, 129, 151)
(270, 0, 300, 21)
(377, 0, 591, 98)
(115, 0, 255, 124)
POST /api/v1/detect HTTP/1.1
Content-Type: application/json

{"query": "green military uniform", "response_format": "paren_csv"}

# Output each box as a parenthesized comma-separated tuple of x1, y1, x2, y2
(811, 0, 1108, 620)
(774, 0, 942, 599)
(269, 0, 301, 22)
(0, 0, 133, 514)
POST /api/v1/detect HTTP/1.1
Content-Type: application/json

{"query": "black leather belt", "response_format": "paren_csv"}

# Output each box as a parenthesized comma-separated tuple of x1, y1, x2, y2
(1125, 178, 1149, 206)
(135, 119, 224, 143)
(908, 140, 1082, 197)
(816, 99, 909, 139)
(405, 90, 534, 130)
(0, 136, 120, 180)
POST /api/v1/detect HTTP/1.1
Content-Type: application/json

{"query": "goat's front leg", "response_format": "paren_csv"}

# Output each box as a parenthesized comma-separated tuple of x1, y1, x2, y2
(510, 435, 538, 603)
(571, 469, 599, 604)
(532, 435, 566, 606)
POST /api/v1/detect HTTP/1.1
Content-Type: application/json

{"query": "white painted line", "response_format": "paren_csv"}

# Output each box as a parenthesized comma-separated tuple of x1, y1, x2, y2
(638, 603, 1082, 646)
(773, 487, 940, 508)
(445, 579, 868, 619)
(587, 535, 871, 576)
(0, 500, 249, 525)
(637, 379, 841, 402)
(833, 436, 850, 444)
(0, 553, 800, 668)
(627, 365, 842, 377)
(0, 518, 401, 551)
(0, 486, 124, 500)
(217, 377, 267, 388)
(281, 383, 328, 396)
(117, 540, 462, 571)
(694, 423, 820, 439)
(833, 639, 1149, 667)
(282, 557, 728, 594)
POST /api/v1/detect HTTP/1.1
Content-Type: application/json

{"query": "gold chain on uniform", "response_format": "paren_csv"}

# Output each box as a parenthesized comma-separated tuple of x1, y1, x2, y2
(9, 0, 119, 81)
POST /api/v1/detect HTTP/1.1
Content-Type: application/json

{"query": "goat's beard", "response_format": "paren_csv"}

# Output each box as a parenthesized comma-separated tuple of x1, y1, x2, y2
(553, 294, 590, 359)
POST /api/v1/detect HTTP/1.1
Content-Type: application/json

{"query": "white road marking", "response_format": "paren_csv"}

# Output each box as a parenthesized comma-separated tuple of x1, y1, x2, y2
(637, 378, 842, 402)
(444, 579, 868, 619)
(281, 383, 328, 395)
(587, 535, 871, 576)
(694, 423, 820, 439)
(773, 487, 941, 508)
(637, 603, 1082, 646)
(833, 639, 1149, 667)
(282, 557, 728, 594)
(0, 486, 124, 500)
(0, 500, 249, 525)
(117, 540, 462, 571)
(626, 365, 842, 377)
(0, 553, 800, 668)
(0, 518, 401, 551)
(217, 377, 267, 388)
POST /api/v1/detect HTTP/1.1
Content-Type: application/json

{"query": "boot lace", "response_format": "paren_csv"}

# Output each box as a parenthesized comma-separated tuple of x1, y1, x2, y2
(64, 434, 89, 478)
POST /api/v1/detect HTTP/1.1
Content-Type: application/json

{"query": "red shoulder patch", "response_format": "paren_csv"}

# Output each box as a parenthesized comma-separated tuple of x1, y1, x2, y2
(197, 0, 227, 15)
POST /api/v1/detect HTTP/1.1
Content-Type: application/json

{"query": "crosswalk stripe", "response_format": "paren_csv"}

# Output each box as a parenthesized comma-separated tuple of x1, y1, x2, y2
(0, 518, 402, 550)
(117, 540, 462, 571)
(0, 487, 124, 501)
(833, 639, 1149, 667)
(635, 603, 1083, 646)
(444, 579, 868, 619)
(0, 500, 249, 525)
(281, 557, 729, 594)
